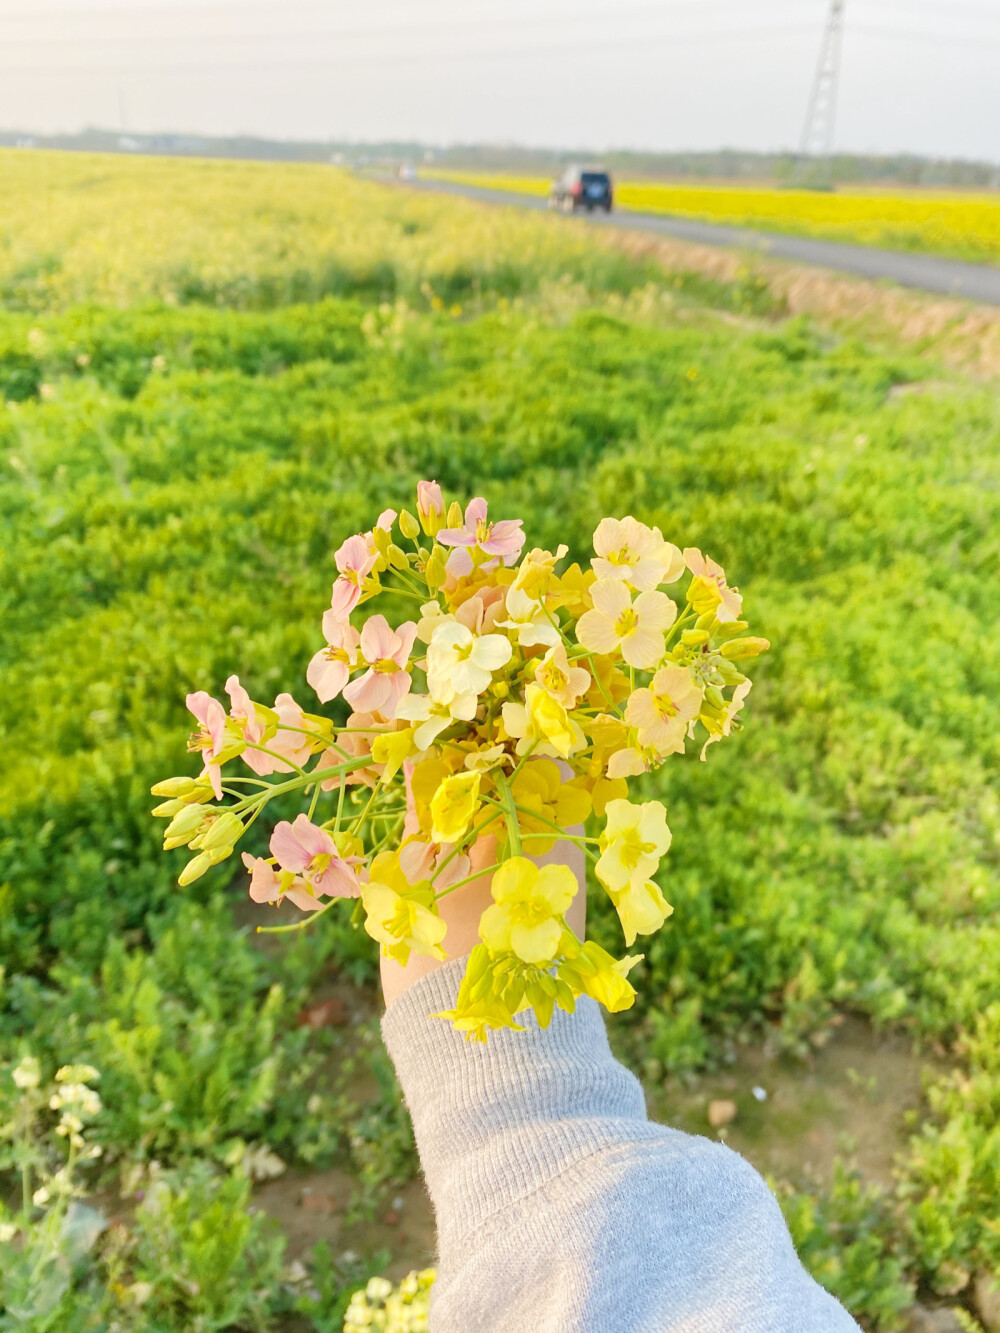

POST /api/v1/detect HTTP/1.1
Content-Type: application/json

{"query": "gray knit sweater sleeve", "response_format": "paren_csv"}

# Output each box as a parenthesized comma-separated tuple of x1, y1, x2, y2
(382, 955, 862, 1333)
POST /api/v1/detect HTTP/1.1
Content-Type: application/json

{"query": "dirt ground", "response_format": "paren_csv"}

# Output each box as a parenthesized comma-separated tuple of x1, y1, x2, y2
(253, 960, 937, 1282)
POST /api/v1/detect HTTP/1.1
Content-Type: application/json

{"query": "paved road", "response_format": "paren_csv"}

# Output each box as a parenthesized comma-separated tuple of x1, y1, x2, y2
(403, 177, 1000, 307)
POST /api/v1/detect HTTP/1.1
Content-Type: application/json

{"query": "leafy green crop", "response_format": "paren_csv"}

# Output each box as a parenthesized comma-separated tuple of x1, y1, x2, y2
(1, 153, 998, 1330)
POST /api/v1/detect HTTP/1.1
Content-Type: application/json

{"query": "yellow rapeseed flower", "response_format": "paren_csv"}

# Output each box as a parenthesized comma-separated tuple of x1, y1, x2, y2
(479, 856, 577, 964)
(596, 798, 672, 893)
(429, 770, 481, 845)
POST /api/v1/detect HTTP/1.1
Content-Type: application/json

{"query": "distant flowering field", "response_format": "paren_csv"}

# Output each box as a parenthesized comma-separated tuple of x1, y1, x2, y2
(2, 152, 999, 1331)
(424, 169, 1000, 265)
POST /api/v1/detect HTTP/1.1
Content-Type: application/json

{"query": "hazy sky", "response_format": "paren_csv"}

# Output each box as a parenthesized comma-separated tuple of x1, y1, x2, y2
(1, 0, 998, 161)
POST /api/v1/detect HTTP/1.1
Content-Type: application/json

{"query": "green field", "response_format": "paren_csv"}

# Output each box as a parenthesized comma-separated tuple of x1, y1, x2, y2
(2, 152, 999, 1331)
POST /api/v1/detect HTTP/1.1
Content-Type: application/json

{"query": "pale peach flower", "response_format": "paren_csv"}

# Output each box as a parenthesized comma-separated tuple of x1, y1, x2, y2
(329, 534, 376, 620)
(242, 853, 322, 914)
(592, 517, 683, 591)
(270, 813, 362, 899)
(576, 580, 676, 669)
(438, 496, 525, 562)
(306, 613, 361, 703)
(534, 643, 591, 709)
(625, 664, 703, 756)
(398, 838, 470, 890)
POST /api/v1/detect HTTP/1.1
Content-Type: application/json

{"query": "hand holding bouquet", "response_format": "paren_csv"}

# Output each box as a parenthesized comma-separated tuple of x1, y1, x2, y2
(152, 485, 767, 1040)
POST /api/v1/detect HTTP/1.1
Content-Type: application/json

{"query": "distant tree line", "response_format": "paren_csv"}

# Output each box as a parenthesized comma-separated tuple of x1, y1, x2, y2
(1, 127, 997, 189)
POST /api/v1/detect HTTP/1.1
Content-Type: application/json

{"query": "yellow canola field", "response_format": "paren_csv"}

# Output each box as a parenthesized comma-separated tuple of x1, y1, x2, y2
(0, 151, 607, 310)
(425, 170, 1000, 265)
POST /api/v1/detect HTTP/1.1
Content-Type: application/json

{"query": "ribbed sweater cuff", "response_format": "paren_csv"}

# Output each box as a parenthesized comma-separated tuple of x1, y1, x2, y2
(381, 954, 648, 1249)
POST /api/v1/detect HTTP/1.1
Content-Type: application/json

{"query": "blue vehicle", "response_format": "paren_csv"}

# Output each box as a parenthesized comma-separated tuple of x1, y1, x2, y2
(549, 165, 613, 213)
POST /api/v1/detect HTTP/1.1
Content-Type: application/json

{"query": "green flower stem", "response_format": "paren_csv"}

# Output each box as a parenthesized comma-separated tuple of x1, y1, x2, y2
(493, 769, 522, 856)
(334, 770, 347, 833)
(240, 740, 309, 781)
(507, 739, 538, 785)
(430, 810, 500, 884)
(306, 780, 322, 822)
(663, 605, 695, 649)
(512, 801, 600, 865)
(228, 754, 377, 816)
(349, 776, 384, 834)
(256, 893, 341, 935)
(433, 861, 503, 900)
(580, 652, 624, 717)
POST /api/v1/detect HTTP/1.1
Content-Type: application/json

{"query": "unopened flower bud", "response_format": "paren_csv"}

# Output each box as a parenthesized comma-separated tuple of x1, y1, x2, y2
(705, 685, 725, 710)
(199, 811, 244, 851)
(163, 803, 210, 845)
(398, 509, 420, 540)
(681, 629, 710, 646)
(372, 525, 392, 556)
(720, 637, 770, 660)
(152, 798, 185, 818)
(150, 776, 200, 798)
(695, 611, 718, 632)
(714, 619, 749, 641)
(178, 852, 213, 886)
(425, 546, 447, 590)
(387, 543, 410, 571)
(491, 679, 509, 699)
(715, 657, 747, 686)
(446, 500, 463, 528)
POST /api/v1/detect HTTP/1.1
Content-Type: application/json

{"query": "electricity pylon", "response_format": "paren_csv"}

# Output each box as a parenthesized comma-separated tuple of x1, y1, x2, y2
(795, 0, 845, 188)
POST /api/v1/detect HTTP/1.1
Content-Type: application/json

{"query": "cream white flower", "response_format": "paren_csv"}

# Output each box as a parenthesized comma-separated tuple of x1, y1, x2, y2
(496, 586, 560, 648)
(426, 622, 512, 697)
(395, 690, 478, 750)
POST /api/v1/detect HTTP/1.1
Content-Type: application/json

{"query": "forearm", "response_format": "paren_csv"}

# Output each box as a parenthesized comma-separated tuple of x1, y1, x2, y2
(382, 957, 861, 1333)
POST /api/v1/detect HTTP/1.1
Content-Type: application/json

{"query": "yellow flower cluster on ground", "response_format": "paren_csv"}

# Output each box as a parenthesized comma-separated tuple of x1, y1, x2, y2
(424, 170, 1000, 265)
(152, 490, 767, 1040)
(343, 1270, 435, 1332)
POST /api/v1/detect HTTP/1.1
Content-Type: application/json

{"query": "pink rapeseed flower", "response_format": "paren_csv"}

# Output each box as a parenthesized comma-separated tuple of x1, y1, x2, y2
(329, 534, 377, 620)
(437, 497, 525, 565)
(269, 813, 362, 899)
(185, 690, 227, 798)
(243, 692, 313, 776)
(306, 612, 362, 703)
(241, 852, 323, 914)
(225, 676, 268, 747)
(416, 480, 444, 532)
(342, 615, 418, 715)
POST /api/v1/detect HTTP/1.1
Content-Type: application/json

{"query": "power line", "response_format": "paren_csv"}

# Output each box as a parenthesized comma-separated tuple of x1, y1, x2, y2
(0, 0, 820, 46)
(0, 22, 821, 76)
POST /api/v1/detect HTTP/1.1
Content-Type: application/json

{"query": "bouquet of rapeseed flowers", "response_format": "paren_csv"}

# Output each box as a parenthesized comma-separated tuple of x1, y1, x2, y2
(152, 484, 768, 1040)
